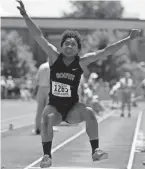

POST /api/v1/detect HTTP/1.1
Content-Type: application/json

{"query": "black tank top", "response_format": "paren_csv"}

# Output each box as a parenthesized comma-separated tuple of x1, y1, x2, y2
(49, 53, 83, 103)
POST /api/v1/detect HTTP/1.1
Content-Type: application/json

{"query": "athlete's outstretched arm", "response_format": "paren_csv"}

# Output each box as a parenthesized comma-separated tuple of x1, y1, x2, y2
(16, 0, 58, 63)
(80, 29, 142, 66)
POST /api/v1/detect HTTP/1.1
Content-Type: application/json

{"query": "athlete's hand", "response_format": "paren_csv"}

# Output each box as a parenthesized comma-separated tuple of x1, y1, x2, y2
(16, 0, 27, 16)
(129, 29, 142, 40)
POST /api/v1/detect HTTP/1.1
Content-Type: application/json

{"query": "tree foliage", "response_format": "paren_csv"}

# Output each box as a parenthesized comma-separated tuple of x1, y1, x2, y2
(1, 30, 37, 78)
(64, 1, 124, 19)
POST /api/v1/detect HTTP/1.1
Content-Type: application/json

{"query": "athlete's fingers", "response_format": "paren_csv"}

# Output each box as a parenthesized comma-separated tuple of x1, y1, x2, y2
(16, 0, 25, 8)
(17, 6, 21, 10)
(16, 0, 21, 5)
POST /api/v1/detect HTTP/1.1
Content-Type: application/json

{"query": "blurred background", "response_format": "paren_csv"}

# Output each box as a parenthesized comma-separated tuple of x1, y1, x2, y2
(1, 2, 145, 168)
(1, 0, 145, 100)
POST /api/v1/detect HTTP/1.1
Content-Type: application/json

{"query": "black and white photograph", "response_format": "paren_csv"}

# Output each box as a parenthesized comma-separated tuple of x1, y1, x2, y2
(1, 0, 145, 169)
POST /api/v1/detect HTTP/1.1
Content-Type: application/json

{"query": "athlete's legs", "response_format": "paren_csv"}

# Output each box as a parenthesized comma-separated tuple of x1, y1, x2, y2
(35, 87, 49, 132)
(115, 92, 119, 105)
(111, 94, 115, 108)
(41, 105, 62, 142)
(127, 101, 131, 117)
(66, 102, 98, 139)
(127, 93, 131, 117)
(121, 92, 126, 117)
(35, 87, 45, 132)
(121, 102, 125, 116)
(40, 105, 62, 168)
(66, 102, 108, 161)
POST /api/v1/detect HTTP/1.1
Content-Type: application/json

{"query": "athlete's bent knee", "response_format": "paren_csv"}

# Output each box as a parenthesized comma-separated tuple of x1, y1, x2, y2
(42, 106, 54, 124)
(84, 107, 96, 120)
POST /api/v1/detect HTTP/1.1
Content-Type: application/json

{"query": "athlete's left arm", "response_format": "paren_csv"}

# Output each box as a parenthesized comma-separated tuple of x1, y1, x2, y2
(80, 29, 142, 66)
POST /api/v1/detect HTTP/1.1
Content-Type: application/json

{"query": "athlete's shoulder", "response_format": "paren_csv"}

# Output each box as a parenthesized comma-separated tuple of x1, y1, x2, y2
(50, 52, 62, 66)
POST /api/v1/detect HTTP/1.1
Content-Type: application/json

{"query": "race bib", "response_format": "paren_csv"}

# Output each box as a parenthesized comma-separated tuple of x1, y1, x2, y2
(52, 81, 71, 97)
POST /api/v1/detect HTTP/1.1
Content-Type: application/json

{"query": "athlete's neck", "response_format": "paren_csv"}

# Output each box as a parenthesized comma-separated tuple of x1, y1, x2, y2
(62, 53, 78, 64)
(63, 56, 75, 61)
(63, 56, 75, 66)
(62, 53, 77, 59)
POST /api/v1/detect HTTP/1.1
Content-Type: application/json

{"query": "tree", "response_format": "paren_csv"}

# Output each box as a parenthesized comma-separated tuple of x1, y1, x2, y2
(1, 30, 37, 78)
(63, 1, 124, 19)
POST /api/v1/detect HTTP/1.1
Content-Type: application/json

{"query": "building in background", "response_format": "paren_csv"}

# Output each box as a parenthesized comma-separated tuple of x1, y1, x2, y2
(1, 17, 145, 67)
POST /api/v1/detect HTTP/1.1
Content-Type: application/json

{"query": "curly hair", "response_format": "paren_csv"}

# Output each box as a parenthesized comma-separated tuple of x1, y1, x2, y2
(60, 30, 82, 50)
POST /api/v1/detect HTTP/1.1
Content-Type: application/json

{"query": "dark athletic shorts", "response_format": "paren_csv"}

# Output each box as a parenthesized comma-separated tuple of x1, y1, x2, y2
(48, 99, 77, 121)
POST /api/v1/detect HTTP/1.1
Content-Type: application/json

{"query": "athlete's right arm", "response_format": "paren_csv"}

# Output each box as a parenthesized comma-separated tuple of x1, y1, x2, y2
(16, 0, 58, 63)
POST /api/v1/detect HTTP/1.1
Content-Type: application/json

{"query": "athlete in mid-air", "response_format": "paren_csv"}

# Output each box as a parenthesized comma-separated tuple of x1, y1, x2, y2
(16, 0, 142, 167)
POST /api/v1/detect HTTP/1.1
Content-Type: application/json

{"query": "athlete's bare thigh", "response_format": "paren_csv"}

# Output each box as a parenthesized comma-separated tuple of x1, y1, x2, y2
(66, 102, 88, 124)
(43, 105, 62, 126)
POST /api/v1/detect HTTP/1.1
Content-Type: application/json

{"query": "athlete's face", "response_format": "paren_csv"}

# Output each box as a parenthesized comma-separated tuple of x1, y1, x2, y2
(62, 38, 80, 58)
